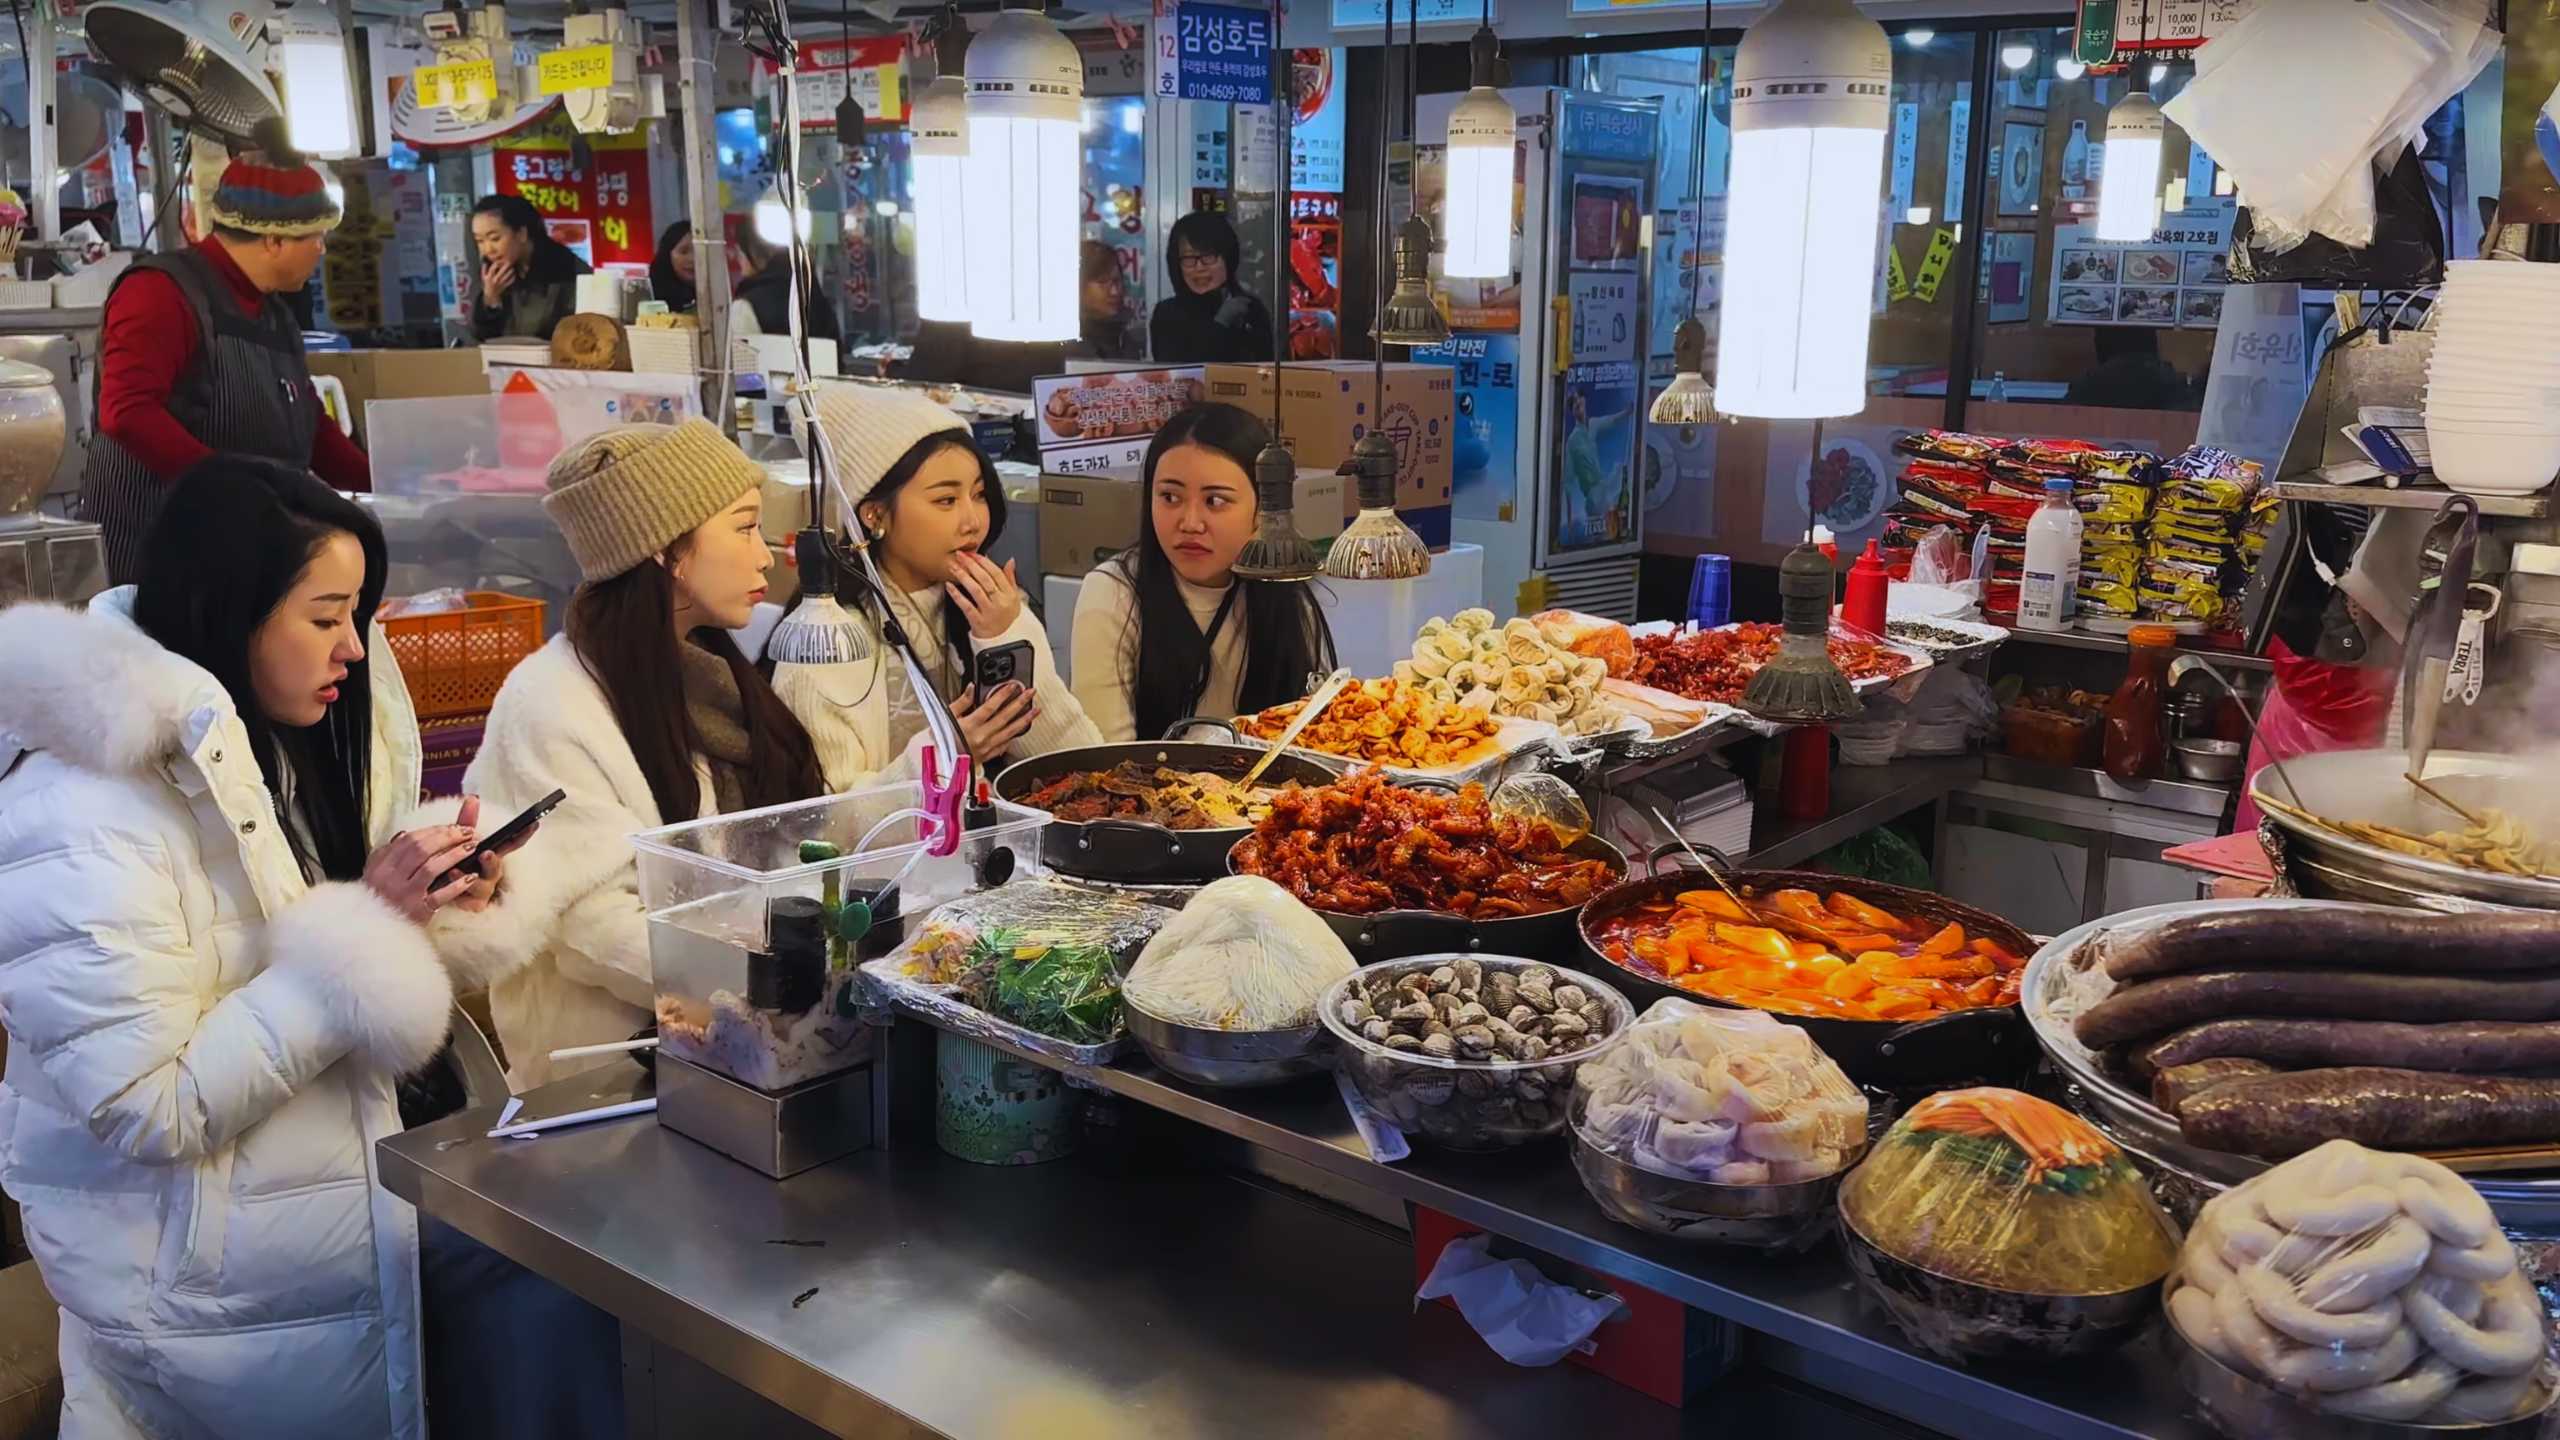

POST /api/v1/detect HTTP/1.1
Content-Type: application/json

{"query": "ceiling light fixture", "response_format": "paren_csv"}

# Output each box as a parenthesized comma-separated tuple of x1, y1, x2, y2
(1713, 0, 1890, 421)
(911, 10, 969, 323)
(272, 8, 358, 156)
(962, 4, 1081, 343)
(1439, 13, 1513, 280)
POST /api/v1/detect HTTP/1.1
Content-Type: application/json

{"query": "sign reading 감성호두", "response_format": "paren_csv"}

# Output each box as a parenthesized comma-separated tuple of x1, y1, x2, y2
(1175, 4, 1274, 105)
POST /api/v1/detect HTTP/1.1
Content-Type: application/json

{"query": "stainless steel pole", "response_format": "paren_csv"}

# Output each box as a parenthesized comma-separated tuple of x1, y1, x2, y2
(675, 0, 735, 433)
(31, 0, 58, 244)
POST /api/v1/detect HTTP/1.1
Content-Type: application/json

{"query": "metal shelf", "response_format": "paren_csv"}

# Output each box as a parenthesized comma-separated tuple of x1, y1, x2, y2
(2274, 479, 2551, 519)
(2001, 625, 2275, 673)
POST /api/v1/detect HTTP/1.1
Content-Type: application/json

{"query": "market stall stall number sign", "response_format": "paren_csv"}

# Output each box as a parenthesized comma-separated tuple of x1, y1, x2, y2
(537, 45, 615, 96)
(414, 58, 497, 111)
(1175, 4, 1273, 104)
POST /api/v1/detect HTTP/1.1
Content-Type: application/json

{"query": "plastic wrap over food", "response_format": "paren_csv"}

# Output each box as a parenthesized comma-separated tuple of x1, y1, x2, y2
(2166, 1140, 2556, 1426)
(883, 880, 1174, 982)
(1573, 1001, 1868, 1186)
(1841, 1088, 2182, 1299)
(856, 883, 1180, 1068)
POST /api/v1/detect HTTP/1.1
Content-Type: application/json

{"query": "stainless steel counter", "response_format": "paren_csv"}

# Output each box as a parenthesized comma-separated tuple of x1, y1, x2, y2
(383, 1072, 1773, 1439)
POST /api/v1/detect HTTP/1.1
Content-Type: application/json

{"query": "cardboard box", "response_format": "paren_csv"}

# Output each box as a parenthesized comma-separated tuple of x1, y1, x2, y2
(1202, 362, 1454, 526)
(306, 349, 490, 445)
(1039, 467, 1346, 578)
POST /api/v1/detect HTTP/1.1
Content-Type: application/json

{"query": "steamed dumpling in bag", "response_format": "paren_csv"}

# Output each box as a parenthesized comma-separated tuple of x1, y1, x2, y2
(1123, 876, 1356, 1030)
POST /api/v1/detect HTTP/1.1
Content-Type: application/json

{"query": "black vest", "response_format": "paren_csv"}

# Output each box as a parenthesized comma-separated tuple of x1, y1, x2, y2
(80, 246, 318, 584)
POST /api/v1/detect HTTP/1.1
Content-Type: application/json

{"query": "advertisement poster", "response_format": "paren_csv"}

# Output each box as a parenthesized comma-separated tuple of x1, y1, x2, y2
(492, 115, 654, 266)
(1288, 192, 1343, 358)
(1986, 229, 2037, 325)
(1554, 363, 1640, 554)
(1649, 199, 1722, 366)
(1643, 400, 1717, 529)
(1411, 334, 1521, 523)
(790, 36, 909, 128)
(1566, 173, 1645, 273)
(1760, 421, 1916, 552)
(2048, 194, 2237, 328)
(1997, 120, 2045, 218)
(1033, 368, 1208, 450)
(1290, 49, 1346, 194)
(1567, 269, 1638, 364)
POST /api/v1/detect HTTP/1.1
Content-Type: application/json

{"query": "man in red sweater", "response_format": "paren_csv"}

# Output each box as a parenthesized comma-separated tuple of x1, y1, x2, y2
(80, 157, 370, 583)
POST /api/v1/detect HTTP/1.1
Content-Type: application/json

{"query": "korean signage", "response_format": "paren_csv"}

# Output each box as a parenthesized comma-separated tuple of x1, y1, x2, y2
(2077, 0, 2253, 61)
(1331, 0, 1485, 27)
(493, 114, 655, 266)
(2047, 194, 2236, 329)
(536, 44, 615, 96)
(789, 36, 908, 128)
(1175, 4, 1273, 104)
(413, 57, 497, 110)
(1290, 48, 1346, 194)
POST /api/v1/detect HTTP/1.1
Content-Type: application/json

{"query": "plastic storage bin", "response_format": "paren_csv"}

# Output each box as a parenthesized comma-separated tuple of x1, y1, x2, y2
(633, 784, 1048, 1092)
(384, 592, 545, 721)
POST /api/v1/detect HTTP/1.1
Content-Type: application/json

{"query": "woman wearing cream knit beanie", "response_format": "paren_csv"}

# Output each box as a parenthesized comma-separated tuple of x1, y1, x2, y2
(443, 417, 848, 1082)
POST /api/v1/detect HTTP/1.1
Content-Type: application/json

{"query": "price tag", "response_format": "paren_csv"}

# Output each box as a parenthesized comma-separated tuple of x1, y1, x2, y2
(537, 44, 615, 95)
(415, 58, 497, 110)
(1912, 227, 1957, 304)
(1886, 246, 1911, 303)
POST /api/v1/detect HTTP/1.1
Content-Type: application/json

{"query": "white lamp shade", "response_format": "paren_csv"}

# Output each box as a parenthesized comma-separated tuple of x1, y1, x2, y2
(2094, 91, 2165, 244)
(274, 13, 357, 157)
(1712, 0, 1891, 421)
(1441, 86, 1514, 280)
(911, 74, 969, 322)
(962, 9, 1083, 343)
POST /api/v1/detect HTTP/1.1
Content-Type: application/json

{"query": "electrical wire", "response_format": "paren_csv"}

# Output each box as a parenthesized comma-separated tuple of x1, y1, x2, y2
(1685, 7, 1710, 327)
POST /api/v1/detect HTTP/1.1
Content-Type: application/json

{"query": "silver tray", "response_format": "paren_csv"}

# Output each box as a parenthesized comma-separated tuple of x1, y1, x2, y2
(2166, 1311, 2560, 1439)
(2020, 898, 2560, 1234)
(1883, 615, 2011, 667)
(1609, 703, 1747, 763)
(2253, 750, 2560, 911)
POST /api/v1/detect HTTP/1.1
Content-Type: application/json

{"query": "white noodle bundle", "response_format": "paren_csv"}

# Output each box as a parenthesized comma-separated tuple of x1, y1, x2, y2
(1124, 876, 1356, 1030)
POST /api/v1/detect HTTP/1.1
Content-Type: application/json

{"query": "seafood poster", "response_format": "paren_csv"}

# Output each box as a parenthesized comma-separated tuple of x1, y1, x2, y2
(1409, 334, 1521, 524)
(1286, 193, 1342, 359)
(2045, 194, 2235, 328)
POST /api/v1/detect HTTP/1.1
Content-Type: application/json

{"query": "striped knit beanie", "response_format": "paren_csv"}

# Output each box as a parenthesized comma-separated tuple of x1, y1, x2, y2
(205, 160, 342, 238)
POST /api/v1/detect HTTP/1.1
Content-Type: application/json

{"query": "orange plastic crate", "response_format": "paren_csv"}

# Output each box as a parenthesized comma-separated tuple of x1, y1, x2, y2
(385, 592, 545, 721)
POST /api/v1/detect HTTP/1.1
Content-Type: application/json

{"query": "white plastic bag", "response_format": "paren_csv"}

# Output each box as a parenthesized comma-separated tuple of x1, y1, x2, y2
(1415, 1234, 1626, 1367)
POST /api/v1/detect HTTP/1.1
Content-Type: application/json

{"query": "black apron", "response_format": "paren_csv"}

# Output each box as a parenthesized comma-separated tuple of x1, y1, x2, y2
(80, 247, 319, 584)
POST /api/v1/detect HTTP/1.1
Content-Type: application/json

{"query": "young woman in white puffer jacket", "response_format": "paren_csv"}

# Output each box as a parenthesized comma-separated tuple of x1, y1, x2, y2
(0, 462, 504, 1438)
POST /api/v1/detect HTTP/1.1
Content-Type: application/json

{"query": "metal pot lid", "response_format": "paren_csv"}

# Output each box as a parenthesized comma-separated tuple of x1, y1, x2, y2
(0, 358, 54, 389)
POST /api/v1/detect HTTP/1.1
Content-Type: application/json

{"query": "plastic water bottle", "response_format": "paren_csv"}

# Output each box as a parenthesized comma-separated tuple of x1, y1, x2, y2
(1988, 371, 2009, 403)
(2018, 477, 2083, 632)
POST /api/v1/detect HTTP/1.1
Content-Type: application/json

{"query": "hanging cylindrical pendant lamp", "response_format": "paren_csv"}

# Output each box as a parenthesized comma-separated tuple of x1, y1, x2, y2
(962, 6, 1081, 342)
(1440, 23, 1514, 281)
(2093, 90, 2164, 244)
(1713, 0, 1890, 421)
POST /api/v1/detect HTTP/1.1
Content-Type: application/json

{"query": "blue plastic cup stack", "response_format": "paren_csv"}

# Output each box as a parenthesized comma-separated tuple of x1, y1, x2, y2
(1687, 553, 1732, 629)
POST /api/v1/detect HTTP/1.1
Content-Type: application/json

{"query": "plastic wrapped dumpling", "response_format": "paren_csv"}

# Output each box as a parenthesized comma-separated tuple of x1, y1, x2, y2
(1571, 1000, 1868, 1186)
(1840, 1088, 2180, 1298)
(2166, 1140, 2553, 1427)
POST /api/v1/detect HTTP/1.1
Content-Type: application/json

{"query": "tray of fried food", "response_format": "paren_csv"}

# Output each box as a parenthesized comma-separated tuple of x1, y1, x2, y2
(1234, 677, 1560, 784)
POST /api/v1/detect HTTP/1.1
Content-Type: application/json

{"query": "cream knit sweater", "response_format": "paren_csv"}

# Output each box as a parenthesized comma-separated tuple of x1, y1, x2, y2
(1069, 560, 1247, 744)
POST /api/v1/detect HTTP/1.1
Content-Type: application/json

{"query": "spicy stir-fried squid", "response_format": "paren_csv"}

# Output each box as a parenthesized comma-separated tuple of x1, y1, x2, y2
(1232, 772, 1618, 920)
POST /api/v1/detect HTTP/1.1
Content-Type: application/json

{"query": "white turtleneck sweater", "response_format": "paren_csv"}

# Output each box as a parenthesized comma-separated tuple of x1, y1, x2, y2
(1069, 559, 1249, 744)
(880, 582, 1100, 762)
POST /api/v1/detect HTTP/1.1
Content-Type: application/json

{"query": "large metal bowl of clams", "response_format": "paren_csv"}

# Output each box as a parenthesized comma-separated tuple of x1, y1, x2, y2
(1319, 955, 1632, 1152)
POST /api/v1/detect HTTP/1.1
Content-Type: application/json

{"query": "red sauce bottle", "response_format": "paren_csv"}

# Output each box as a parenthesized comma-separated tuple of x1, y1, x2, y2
(2102, 625, 2176, 782)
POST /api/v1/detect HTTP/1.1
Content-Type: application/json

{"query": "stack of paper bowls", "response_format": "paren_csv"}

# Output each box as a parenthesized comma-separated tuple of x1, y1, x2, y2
(2425, 261, 2560, 496)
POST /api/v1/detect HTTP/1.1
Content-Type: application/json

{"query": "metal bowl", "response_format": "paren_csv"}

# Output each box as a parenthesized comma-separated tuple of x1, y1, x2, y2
(2252, 750, 2560, 911)
(1570, 1128, 1854, 1251)
(1838, 1207, 2163, 1363)
(2174, 737, 2244, 783)
(1122, 1001, 1332, 1089)
(2165, 1306, 2560, 1438)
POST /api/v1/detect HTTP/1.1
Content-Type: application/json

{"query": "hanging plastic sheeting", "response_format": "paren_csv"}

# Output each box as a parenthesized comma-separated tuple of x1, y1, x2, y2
(2163, 0, 2496, 253)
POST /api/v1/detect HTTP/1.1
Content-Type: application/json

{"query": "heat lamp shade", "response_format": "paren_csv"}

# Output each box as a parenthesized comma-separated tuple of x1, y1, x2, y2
(910, 74, 969, 322)
(1714, 124, 1887, 419)
(962, 8, 1083, 343)
(1440, 86, 1515, 280)
(2094, 91, 2165, 244)
(1712, 0, 1891, 422)
(274, 14, 357, 157)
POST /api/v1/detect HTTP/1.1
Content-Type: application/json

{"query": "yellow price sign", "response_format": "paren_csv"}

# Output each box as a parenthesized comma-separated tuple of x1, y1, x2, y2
(537, 44, 615, 95)
(1886, 246, 1912, 303)
(1912, 227, 1958, 304)
(414, 58, 497, 110)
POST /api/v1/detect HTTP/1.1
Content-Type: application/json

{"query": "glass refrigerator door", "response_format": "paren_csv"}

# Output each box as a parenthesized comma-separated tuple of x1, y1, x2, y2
(1537, 93, 1657, 570)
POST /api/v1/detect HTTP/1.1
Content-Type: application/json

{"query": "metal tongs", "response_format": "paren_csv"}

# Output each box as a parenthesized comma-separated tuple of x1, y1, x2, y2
(2400, 493, 2480, 787)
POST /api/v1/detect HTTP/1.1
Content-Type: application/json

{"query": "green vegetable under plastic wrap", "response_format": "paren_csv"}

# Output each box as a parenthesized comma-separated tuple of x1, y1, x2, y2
(962, 928, 1124, 1045)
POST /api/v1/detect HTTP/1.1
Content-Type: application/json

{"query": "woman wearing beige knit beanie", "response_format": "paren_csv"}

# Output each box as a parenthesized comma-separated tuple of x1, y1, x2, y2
(431, 417, 861, 1083)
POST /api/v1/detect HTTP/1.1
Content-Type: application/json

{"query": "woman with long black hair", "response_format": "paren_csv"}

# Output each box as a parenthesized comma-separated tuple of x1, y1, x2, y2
(0, 458, 504, 1437)
(648, 220, 698, 314)
(1069, 402, 1336, 742)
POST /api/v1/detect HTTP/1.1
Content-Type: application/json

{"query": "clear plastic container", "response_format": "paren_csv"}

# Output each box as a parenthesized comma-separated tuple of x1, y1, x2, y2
(633, 784, 1048, 1091)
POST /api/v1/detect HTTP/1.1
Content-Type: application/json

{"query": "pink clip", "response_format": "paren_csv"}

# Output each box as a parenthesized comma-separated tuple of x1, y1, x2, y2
(918, 745, 969, 858)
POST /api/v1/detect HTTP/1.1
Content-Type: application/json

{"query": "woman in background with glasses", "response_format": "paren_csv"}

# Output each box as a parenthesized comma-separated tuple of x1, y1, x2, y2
(1148, 211, 1274, 364)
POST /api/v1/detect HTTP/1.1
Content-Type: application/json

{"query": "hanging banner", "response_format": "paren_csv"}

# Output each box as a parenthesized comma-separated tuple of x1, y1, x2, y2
(1912, 228, 1957, 303)
(1175, 3, 1274, 104)
(492, 114, 656, 266)
(788, 36, 908, 128)
(1290, 48, 1346, 194)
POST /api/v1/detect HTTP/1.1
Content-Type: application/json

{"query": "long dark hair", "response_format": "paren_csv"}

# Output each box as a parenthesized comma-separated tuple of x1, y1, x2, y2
(649, 221, 695, 313)
(1124, 404, 1336, 741)
(1164, 210, 1243, 301)
(132, 457, 384, 884)
(851, 432, 1006, 700)
(473, 193, 583, 275)
(568, 552, 824, 823)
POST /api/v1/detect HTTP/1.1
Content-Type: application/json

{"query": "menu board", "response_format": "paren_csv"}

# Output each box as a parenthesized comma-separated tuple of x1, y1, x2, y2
(2047, 195, 2236, 329)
